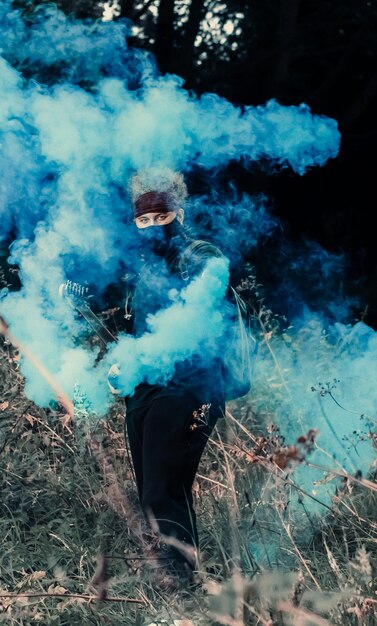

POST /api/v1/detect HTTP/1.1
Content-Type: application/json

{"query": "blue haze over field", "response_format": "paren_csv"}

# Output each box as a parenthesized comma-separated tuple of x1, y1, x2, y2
(0, 1, 375, 524)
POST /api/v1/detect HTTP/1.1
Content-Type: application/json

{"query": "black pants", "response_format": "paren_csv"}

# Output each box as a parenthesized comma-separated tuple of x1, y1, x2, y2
(125, 392, 220, 569)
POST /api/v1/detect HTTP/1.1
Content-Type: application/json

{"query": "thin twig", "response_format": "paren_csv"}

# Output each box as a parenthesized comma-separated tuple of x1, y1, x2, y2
(305, 462, 377, 492)
(281, 522, 321, 590)
(0, 592, 145, 603)
(212, 429, 333, 511)
(30, 414, 76, 455)
(196, 472, 241, 493)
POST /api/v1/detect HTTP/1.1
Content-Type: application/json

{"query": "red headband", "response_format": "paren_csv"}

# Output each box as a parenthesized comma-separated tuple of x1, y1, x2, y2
(134, 191, 175, 218)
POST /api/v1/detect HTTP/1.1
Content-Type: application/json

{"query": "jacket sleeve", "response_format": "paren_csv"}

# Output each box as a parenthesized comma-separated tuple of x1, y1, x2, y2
(180, 240, 226, 281)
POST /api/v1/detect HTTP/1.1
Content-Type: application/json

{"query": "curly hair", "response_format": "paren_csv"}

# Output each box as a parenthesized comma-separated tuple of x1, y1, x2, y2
(129, 166, 188, 207)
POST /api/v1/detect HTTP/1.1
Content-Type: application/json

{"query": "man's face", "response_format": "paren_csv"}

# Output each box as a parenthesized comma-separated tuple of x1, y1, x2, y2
(134, 211, 177, 229)
(135, 210, 184, 229)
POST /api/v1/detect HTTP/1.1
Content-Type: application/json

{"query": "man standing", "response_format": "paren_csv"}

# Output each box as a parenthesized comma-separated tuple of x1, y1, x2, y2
(113, 167, 228, 586)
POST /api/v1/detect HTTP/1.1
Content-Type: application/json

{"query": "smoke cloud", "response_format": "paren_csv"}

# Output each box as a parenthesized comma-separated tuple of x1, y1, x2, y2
(107, 255, 229, 395)
(0, 1, 374, 529)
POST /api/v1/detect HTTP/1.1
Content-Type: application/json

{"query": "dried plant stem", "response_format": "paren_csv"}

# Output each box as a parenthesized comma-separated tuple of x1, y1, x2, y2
(196, 472, 239, 493)
(277, 601, 335, 625)
(306, 462, 377, 492)
(29, 413, 76, 454)
(258, 314, 292, 397)
(0, 592, 145, 603)
(281, 522, 321, 590)
(225, 408, 262, 444)
(328, 391, 377, 426)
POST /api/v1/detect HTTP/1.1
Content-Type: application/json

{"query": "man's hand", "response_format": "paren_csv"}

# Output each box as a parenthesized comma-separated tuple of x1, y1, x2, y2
(107, 363, 121, 395)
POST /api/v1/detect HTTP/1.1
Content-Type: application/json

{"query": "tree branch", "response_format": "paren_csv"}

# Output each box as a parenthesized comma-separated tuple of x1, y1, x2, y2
(154, 0, 176, 72)
(178, 0, 206, 77)
(273, 0, 301, 94)
(116, 0, 156, 22)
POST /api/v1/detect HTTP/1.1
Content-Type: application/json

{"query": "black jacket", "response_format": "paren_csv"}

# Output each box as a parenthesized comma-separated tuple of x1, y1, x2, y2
(126, 230, 228, 414)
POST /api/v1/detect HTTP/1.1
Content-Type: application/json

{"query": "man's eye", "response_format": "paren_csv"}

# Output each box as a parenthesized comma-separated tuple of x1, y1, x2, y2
(157, 215, 167, 221)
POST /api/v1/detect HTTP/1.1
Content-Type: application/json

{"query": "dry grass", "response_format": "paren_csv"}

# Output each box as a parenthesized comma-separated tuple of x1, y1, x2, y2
(0, 333, 376, 626)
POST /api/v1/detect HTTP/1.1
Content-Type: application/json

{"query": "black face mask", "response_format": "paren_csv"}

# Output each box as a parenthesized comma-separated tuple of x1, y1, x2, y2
(136, 218, 184, 256)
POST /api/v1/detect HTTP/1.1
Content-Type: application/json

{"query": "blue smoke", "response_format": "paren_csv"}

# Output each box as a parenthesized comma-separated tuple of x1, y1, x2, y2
(0, 1, 142, 85)
(107, 255, 229, 395)
(0, 0, 373, 530)
(248, 314, 377, 563)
